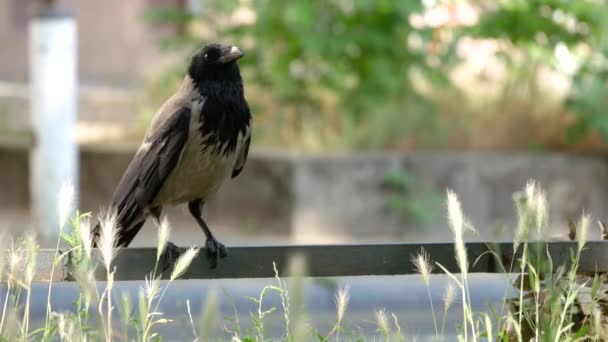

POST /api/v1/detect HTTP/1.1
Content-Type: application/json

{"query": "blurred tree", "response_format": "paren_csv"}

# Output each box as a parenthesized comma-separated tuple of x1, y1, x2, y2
(144, 0, 608, 150)
(466, 0, 608, 146)
(567, 46, 608, 146)
(144, 0, 456, 150)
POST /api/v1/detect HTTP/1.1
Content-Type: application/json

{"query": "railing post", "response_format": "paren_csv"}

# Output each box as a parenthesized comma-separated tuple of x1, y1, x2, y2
(29, 0, 78, 245)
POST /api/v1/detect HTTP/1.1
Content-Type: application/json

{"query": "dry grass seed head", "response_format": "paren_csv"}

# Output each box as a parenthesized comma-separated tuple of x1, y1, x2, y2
(523, 180, 549, 238)
(443, 281, 457, 312)
(375, 309, 389, 336)
(78, 269, 96, 308)
(578, 212, 591, 252)
(446, 190, 468, 273)
(79, 217, 93, 259)
(170, 247, 199, 281)
(533, 186, 549, 237)
(57, 181, 76, 229)
(98, 210, 119, 270)
(51, 312, 67, 339)
(412, 248, 434, 287)
(334, 286, 350, 323)
(8, 240, 22, 281)
(156, 216, 171, 262)
(446, 190, 464, 238)
(514, 180, 547, 247)
(391, 313, 403, 340)
(23, 234, 38, 285)
(144, 276, 161, 303)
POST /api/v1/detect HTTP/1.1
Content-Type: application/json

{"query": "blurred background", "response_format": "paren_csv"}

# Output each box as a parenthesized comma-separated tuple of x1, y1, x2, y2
(1, 0, 607, 247)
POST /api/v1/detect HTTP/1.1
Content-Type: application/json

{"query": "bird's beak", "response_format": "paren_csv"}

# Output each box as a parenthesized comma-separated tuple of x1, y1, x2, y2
(219, 46, 245, 64)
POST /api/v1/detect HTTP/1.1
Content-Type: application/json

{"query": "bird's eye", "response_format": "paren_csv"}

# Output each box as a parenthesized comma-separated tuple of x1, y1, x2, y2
(203, 53, 209, 61)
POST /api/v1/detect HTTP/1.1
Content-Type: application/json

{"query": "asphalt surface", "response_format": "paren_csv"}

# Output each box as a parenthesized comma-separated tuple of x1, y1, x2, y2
(7, 274, 516, 341)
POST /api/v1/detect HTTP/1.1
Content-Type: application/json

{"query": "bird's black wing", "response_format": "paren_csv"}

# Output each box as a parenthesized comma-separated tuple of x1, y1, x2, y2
(110, 106, 191, 246)
(232, 132, 251, 179)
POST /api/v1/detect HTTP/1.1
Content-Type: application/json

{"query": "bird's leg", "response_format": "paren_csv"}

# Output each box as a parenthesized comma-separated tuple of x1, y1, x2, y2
(150, 206, 181, 273)
(188, 199, 227, 269)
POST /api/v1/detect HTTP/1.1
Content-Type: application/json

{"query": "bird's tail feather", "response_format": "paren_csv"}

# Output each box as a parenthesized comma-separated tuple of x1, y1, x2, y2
(92, 205, 147, 248)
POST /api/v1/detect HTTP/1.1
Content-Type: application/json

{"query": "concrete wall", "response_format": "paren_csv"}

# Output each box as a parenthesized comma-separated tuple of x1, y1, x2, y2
(292, 153, 608, 242)
(1, 147, 607, 245)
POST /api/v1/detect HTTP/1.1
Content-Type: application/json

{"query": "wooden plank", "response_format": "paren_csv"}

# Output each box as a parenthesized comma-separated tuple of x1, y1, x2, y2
(18, 241, 607, 282)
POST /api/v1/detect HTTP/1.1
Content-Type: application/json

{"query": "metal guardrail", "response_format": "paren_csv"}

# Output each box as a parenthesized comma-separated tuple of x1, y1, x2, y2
(25, 241, 608, 282)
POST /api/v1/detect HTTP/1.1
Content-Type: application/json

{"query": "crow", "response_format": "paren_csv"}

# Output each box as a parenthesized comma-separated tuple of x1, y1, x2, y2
(93, 43, 251, 268)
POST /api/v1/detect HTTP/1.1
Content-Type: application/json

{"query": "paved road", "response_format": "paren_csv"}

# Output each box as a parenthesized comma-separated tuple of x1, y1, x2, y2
(12, 274, 515, 341)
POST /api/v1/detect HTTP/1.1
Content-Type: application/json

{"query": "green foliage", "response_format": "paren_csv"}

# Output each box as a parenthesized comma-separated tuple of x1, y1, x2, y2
(468, 0, 605, 47)
(144, 0, 453, 150)
(467, 0, 608, 146)
(230, 1, 441, 115)
(566, 67, 608, 145)
(142, 0, 608, 150)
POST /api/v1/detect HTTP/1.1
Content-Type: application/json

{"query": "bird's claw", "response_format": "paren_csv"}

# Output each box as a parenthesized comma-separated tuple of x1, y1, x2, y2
(160, 241, 182, 273)
(205, 237, 227, 269)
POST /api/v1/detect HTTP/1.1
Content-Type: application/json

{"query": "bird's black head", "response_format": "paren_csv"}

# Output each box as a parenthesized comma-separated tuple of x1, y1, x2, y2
(188, 43, 245, 95)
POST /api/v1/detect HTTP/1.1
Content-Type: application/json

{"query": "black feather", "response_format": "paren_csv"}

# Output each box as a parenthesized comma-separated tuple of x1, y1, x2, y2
(232, 134, 251, 178)
(198, 95, 250, 156)
(188, 45, 251, 158)
(104, 107, 191, 247)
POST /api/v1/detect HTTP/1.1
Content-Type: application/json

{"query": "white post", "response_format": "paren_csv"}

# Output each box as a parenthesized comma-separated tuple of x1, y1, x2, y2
(29, 2, 78, 245)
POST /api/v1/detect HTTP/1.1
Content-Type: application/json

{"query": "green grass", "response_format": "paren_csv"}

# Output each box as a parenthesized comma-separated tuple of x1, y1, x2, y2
(0, 180, 603, 341)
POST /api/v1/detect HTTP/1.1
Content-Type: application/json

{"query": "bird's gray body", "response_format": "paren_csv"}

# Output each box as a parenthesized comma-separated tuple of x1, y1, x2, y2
(150, 76, 250, 206)
(97, 43, 252, 250)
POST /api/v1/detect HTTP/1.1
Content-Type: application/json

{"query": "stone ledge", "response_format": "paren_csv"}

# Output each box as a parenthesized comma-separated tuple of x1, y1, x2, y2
(0, 82, 137, 129)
